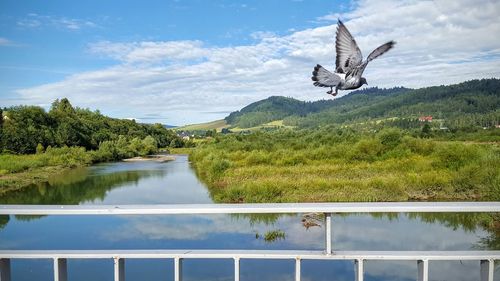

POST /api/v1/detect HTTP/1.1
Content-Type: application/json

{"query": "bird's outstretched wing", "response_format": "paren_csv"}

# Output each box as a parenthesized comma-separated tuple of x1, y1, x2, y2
(335, 20, 363, 74)
(347, 41, 396, 80)
(312, 64, 341, 87)
(367, 41, 395, 63)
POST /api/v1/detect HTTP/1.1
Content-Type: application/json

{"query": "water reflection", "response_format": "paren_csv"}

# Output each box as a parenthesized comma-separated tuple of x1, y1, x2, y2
(0, 165, 166, 205)
(0, 155, 498, 281)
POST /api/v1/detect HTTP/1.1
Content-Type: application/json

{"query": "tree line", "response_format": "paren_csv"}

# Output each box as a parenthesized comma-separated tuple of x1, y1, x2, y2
(1, 98, 184, 154)
(284, 79, 500, 129)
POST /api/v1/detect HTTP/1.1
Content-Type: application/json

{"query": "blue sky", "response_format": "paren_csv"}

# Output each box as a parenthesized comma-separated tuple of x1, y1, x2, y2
(0, 1, 345, 92)
(1, 0, 499, 125)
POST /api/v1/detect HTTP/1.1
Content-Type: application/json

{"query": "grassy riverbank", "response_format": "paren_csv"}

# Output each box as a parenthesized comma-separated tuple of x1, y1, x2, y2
(190, 128, 500, 203)
(0, 147, 91, 193)
(0, 135, 163, 194)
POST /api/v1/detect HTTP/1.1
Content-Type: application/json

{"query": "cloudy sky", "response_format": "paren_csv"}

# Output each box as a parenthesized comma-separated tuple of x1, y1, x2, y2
(1, 0, 499, 125)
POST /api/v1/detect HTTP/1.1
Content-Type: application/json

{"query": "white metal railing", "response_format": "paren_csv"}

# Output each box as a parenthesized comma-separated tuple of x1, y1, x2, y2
(0, 202, 499, 281)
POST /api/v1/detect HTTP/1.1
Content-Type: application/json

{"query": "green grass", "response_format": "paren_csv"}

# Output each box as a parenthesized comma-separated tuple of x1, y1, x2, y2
(0, 165, 74, 194)
(168, 147, 195, 154)
(177, 119, 229, 131)
(0, 135, 165, 193)
(0, 146, 92, 174)
(230, 119, 295, 132)
(0, 147, 92, 193)
(177, 118, 296, 133)
(190, 128, 500, 203)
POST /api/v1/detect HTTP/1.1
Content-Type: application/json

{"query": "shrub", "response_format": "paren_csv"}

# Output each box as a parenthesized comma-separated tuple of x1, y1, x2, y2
(401, 136, 435, 155)
(245, 150, 271, 165)
(377, 128, 403, 149)
(36, 143, 44, 154)
(350, 139, 384, 161)
(209, 158, 232, 180)
(433, 143, 485, 170)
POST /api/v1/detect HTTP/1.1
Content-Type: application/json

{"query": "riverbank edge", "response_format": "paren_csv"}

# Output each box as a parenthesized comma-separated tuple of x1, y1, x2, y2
(0, 154, 176, 196)
(123, 155, 176, 162)
(0, 165, 75, 195)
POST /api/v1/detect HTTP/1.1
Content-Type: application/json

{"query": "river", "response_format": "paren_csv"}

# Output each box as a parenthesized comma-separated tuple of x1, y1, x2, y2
(0, 155, 498, 281)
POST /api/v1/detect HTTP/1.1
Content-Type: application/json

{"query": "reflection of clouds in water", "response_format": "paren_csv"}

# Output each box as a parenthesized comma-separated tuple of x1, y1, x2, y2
(365, 261, 415, 281)
(100, 213, 491, 281)
(240, 259, 295, 281)
(102, 213, 487, 249)
(428, 261, 483, 281)
(333, 214, 487, 251)
(0, 238, 28, 249)
(102, 214, 324, 249)
(101, 213, 486, 251)
(364, 260, 485, 281)
(104, 215, 248, 241)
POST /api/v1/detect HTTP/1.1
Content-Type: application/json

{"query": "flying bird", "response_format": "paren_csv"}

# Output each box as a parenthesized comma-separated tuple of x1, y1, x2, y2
(312, 20, 395, 96)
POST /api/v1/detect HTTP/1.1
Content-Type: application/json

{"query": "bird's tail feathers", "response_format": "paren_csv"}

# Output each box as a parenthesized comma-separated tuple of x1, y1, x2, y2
(311, 64, 339, 88)
(312, 64, 322, 86)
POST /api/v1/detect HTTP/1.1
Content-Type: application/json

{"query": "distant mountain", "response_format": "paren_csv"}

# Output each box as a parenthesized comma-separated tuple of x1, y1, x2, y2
(225, 96, 328, 128)
(225, 87, 410, 128)
(224, 79, 500, 129)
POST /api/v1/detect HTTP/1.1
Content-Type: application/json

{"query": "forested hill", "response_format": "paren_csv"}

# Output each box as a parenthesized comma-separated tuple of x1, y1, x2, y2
(225, 87, 410, 128)
(224, 79, 500, 129)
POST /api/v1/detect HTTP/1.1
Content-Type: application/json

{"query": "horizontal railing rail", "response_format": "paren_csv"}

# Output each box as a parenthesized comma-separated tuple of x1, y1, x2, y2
(1, 249, 499, 260)
(1, 201, 500, 215)
(0, 202, 499, 281)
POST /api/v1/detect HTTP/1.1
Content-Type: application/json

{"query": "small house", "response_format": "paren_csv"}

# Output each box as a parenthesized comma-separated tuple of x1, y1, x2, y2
(418, 116, 433, 122)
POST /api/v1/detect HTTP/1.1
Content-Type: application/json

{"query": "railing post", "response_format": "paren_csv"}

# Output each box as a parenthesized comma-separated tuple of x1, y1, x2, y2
(354, 259, 363, 281)
(324, 213, 332, 255)
(234, 257, 240, 281)
(417, 259, 428, 281)
(175, 257, 183, 281)
(0, 259, 11, 281)
(54, 258, 67, 281)
(480, 259, 494, 281)
(114, 258, 124, 281)
(295, 258, 301, 281)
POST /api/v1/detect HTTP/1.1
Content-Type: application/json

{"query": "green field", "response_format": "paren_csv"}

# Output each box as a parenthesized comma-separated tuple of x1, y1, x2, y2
(177, 119, 229, 131)
(190, 128, 500, 203)
(178, 119, 294, 133)
(230, 120, 295, 132)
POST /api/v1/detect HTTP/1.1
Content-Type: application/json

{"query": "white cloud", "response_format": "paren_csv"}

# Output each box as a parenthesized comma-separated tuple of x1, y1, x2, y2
(250, 31, 277, 40)
(17, 14, 97, 31)
(89, 40, 208, 63)
(0, 37, 15, 46)
(15, 0, 500, 125)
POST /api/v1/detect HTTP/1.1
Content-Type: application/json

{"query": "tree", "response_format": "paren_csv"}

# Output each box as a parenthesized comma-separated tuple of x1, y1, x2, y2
(420, 123, 432, 138)
(0, 108, 3, 151)
(205, 129, 216, 137)
(169, 138, 184, 148)
(1, 106, 55, 153)
(50, 98, 90, 148)
(128, 137, 143, 154)
(140, 136, 158, 156)
(116, 135, 131, 158)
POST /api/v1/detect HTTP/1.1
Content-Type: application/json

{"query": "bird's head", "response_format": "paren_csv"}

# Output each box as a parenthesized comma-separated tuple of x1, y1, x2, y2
(361, 77, 368, 86)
